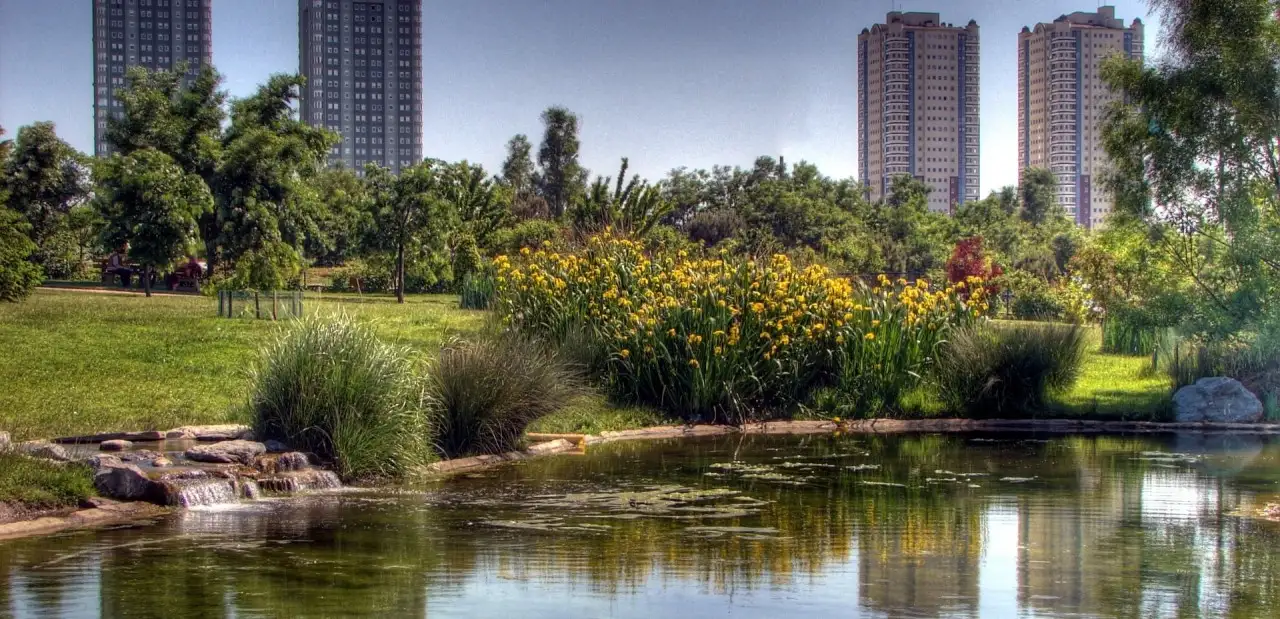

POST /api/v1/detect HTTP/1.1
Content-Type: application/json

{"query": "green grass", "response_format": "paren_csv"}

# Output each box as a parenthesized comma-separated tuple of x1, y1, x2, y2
(0, 290, 484, 440)
(0, 453, 95, 509)
(527, 394, 678, 435)
(1049, 327, 1174, 420)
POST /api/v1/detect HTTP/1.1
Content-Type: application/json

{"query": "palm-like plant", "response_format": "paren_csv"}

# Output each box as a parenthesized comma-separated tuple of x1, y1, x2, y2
(574, 158, 673, 236)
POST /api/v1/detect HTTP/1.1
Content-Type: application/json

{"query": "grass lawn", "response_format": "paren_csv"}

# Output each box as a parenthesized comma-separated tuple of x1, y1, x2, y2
(0, 289, 487, 441)
(1049, 327, 1174, 420)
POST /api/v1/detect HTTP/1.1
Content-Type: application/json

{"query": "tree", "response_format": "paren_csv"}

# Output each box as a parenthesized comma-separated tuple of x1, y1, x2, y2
(575, 158, 673, 236)
(1101, 0, 1280, 337)
(96, 149, 213, 296)
(306, 167, 371, 266)
(536, 107, 585, 218)
(0, 207, 43, 302)
(106, 64, 227, 274)
(1018, 167, 1058, 225)
(214, 74, 337, 286)
(439, 161, 509, 248)
(500, 134, 534, 195)
(946, 236, 1001, 285)
(1, 122, 89, 270)
(366, 161, 452, 303)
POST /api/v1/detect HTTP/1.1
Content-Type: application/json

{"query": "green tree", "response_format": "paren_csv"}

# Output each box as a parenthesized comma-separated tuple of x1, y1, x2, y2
(439, 161, 509, 248)
(0, 207, 43, 302)
(575, 158, 673, 236)
(106, 64, 227, 273)
(214, 74, 337, 285)
(306, 167, 371, 266)
(96, 149, 213, 296)
(366, 161, 453, 303)
(500, 134, 534, 195)
(1, 122, 89, 271)
(1018, 167, 1059, 225)
(1101, 0, 1280, 337)
(536, 107, 585, 218)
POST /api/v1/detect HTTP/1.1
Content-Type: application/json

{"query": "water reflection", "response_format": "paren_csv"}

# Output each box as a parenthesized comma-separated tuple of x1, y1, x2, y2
(1, 433, 1278, 618)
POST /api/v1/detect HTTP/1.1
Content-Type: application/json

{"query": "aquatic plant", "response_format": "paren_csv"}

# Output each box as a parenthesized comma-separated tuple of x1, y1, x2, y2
(491, 231, 989, 421)
(933, 323, 1087, 417)
(425, 333, 579, 459)
(249, 313, 432, 480)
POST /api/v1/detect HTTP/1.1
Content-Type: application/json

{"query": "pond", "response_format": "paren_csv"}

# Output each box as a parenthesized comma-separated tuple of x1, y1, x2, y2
(2, 432, 1279, 618)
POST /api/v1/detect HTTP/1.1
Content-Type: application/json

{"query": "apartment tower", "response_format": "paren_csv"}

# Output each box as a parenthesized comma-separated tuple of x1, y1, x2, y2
(298, 0, 423, 174)
(93, 0, 213, 156)
(1018, 6, 1143, 228)
(859, 12, 980, 214)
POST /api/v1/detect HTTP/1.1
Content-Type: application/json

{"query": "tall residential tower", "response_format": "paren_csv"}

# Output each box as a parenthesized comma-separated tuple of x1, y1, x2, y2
(1018, 6, 1143, 228)
(93, 0, 213, 156)
(298, 0, 423, 174)
(858, 12, 980, 213)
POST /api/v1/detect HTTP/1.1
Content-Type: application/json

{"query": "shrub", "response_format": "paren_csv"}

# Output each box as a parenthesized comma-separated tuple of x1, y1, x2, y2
(425, 334, 578, 459)
(934, 323, 1087, 417)
(0, 208, 43, 302)
(685, 209, 743, 247)
(1164, 331, 1279, 408)
(249, 313, 430, 480)
(1102, 308, 1164, 355)
(487, 219, 561, 255)
(1001, 270, 1063, 321)
(492, 232, 990, 422)
(458, 272, 494, 310)
(451, 233, 483, 289)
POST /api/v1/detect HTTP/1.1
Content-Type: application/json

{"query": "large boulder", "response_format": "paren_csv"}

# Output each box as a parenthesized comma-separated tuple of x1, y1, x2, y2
(18, 441, 71, 462)
(1174, 377, 1264, 423)
(185, 440, 267, 464)
(93, 463, 160, 501)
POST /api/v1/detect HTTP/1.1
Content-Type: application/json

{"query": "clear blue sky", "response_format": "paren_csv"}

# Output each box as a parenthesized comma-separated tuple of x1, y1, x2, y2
(0, 0, 1162, 194)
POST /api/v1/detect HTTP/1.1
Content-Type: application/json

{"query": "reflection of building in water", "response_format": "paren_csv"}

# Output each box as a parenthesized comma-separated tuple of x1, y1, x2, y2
(857, 500, 984, 616)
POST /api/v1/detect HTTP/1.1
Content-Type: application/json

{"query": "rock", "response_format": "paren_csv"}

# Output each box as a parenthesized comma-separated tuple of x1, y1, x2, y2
(527, 439, 575, 454)
(93, 463, 159, 501)
(79, 496, 118, 509)
(18, 441, 71, 462)
(263, 439, 290, 453)
(1174, 377, 1264, 423)
(167, 425, 254, 442)
(151, 457, 173, 468)
(52, 431, 164, 444)
(100, 439, 132, 452)
(276, 452, 310, 471)
(0, 431, 10, 452)
(184, 440, 267, 464)
(86, 454, 123, 470)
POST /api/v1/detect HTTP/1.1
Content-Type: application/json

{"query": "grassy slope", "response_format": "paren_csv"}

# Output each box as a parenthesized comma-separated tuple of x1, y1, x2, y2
(0, 290, 486, 440)
(0, 453, 96, 509)
(1049, 327, 1173, 420)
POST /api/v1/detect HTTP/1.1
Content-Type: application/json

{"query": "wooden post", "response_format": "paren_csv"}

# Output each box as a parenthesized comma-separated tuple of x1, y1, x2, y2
(272, 290, 278, 321)
(254, 292, 260, 319)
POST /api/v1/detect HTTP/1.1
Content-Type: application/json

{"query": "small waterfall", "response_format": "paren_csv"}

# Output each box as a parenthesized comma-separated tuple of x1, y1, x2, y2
(258, 470, 342, 494)
(240, 479, 262, 500)
(163, 478, 239, 508)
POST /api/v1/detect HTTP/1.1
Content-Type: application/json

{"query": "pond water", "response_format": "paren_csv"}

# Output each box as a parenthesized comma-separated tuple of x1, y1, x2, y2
(2, 432, 1279, 618)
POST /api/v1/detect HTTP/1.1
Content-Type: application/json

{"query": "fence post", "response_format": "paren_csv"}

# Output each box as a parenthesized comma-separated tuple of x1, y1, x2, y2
(272, 290, 278, 321)
(254, 292, 260, 319)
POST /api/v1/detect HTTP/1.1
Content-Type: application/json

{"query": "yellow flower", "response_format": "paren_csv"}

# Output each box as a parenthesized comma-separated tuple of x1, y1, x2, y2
(872, 320, 881, 327)
(688, 359, 700, 368)
(668, 328, 677, 337)
(864, 332, 875, 341)
(619, 349, 631, 359)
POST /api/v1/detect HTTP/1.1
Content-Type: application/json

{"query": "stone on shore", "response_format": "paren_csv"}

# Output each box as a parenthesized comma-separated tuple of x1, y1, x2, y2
(92, 463, 159, 502)
(1174, 377, 1264, 423)
(18, 441, 71, 462)
(184, 440, 267, 464)
(165, 425, 254, 441)
(100, 439, 132, 452)
(0, 431, 10, 452)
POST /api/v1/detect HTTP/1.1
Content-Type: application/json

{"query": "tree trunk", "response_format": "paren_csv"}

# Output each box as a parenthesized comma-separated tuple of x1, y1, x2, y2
(204, 238, 218, 278)
(396, 242, 406, 304)
(143, 265, 152, 298)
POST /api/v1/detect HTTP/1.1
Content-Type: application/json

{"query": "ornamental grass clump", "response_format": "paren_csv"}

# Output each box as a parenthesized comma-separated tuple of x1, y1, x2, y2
(492, 231, 989, 421)
(425, 334, 579, 459)
(250, 313, 431, 480)
(934, 323, 1087, 418)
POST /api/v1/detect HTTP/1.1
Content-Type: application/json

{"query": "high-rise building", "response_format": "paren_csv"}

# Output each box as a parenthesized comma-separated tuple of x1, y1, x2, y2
(298, 0, 423, 174)
(93, 0, 213, 157)
(1018, 6, 1143, 229)
(858, 12, 980, 214)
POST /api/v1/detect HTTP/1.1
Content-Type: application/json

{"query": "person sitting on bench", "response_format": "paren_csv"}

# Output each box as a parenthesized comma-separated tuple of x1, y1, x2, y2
(107, 247, 133, 288)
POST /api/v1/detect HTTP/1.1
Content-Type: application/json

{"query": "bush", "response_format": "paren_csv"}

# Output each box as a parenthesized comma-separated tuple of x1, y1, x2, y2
(1102, 308, 1164, 355)
(487, 219, 561, 255)
(685, 209, 743, 247)
(1001, 270, 1063, 320)
(249, 313, 431, 480)
(1164, 331, 1279, 409)
(458, 272, 494, 310)
(0, 208, 43, 302)
(934, 323, 1087, 417)
(493, 232, 990, 422)
(425, 334, 578, 459)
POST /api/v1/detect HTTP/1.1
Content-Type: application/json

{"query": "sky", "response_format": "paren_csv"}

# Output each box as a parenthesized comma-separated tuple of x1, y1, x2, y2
(0, 0, 1164, 194)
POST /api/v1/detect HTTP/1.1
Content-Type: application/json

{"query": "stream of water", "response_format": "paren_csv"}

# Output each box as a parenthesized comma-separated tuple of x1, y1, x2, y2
(2, 432, 1279, 618)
